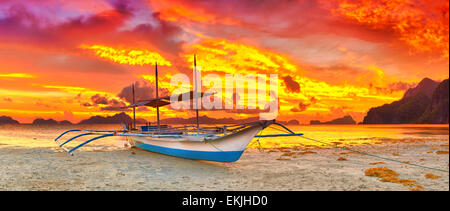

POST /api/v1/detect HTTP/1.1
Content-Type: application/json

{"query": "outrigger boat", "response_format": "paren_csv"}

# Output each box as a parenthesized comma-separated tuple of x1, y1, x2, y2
(54, 56, 303, 162)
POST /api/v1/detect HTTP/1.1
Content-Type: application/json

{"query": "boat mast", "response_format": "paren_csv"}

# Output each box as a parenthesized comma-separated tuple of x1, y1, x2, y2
(155, 62, 160, 132)
(132, 83, 136, 130)
(194, 55, 200, 134)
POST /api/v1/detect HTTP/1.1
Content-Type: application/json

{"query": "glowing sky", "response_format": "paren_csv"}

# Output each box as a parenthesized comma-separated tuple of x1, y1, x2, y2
(0, 0, 448, 123)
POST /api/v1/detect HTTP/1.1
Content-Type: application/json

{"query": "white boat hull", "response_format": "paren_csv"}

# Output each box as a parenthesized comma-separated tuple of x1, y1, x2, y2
(130, 124, 263, 162)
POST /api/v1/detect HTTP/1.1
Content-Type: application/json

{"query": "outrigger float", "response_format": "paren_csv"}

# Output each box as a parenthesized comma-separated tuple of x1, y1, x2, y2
(54, 56, 303, 162)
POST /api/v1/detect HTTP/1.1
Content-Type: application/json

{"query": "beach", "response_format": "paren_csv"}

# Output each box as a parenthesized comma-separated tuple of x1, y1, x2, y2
(0, 124, 448, 191)
(0, 0, 449, 193)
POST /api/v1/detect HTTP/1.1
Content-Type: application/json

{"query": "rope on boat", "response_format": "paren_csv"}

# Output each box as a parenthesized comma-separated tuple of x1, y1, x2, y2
(255, 130, 264, 153)
(206, 139, 224, 152)
(267, 125, 449, 173)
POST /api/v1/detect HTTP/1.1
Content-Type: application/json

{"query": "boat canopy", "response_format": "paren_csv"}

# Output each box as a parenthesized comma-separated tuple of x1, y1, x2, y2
(122, 91, 215, 108)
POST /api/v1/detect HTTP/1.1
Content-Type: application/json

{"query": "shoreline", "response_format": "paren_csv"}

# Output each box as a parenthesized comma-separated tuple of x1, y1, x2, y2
(0, 138, 448, 191)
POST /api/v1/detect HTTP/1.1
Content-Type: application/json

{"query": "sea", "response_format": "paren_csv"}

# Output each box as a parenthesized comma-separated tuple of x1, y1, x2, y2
(0, 124, 448, 151)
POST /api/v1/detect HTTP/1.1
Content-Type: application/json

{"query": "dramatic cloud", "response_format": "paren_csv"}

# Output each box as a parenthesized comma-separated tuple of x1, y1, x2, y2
(0, 0, 131, 47)
(82, 102, 93, 107)
(0, 73, 35, 78)
(0, 0, 448, 123)
(81, 44, 172, 66)
(91, 94, 109, 105)
(84, 93, 127, 109)
(324, 0, 449, 58)
(0, 0, 184, 57)
(148, 0, 241, 25)
(291, 102, 311, 113)
(387, 81, 416, 92)
(126, 12, 185, 54)
(282, 75, 300, 93)
(183, 39, 297, 74)
(117, 80, 169, 103)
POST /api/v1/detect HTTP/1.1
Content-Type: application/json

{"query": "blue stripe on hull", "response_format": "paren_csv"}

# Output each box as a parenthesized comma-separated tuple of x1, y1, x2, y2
(135, 142, 244, 162)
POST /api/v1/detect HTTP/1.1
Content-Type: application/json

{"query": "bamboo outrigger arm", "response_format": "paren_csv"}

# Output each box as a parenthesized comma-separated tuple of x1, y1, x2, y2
(54, 129, 128, 155)
(53, 120, 303, 156)
(59, 133, 92, 147)
(54, 129, 82, 145)
(68, 134, 115, 156)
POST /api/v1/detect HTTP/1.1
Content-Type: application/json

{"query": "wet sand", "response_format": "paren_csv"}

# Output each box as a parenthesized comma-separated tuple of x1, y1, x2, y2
(0, 138, 448, 191)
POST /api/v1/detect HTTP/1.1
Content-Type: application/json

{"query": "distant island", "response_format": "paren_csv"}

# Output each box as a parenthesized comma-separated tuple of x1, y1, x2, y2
(79, 114, 300, 125)
(3, 77, 449, 126)
(154, 116, 301, 125)
(32, 118, 73, 125)
(0, 116, 19, 124)
(1, 113, 293, 125)
(362, 78, 449, 124)
(310, 115, 356, 125)
(285, 119, 300, 125)
(78, 112, 147, 124)
(159, 115, 259, 125)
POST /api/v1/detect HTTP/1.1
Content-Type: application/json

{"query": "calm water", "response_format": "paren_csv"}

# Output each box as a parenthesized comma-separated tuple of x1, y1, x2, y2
(252, 124, 449, 149)
(0, 124, 448, 151)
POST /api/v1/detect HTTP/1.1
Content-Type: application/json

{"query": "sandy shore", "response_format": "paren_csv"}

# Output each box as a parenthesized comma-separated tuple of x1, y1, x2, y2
(0, 138, 448, 191)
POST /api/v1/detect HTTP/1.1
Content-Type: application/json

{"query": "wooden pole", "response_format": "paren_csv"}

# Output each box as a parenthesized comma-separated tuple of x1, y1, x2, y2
(194, 55, 200, 134)
(155, 62, 160, 132)
(132, 83, 136, 130)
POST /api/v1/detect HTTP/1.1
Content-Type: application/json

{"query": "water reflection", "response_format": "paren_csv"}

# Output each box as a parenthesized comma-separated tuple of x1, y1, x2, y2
(0, 124, 448, 151)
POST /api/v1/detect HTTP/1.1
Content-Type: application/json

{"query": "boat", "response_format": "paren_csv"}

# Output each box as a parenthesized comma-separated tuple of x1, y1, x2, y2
(54, 56, 303, 162)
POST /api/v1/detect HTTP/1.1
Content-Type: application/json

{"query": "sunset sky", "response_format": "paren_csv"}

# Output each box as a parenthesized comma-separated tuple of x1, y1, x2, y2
(0, 0, 448, 124)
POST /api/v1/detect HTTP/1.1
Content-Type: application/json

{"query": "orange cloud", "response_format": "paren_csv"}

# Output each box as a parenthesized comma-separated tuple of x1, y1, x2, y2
(183, 39, 297, 74)
(179, 39, 407, 123)
(80, 44, 172, 66)
(148, 0, 240, 25)
(1, 0, 446, 124)
(0, 73, 35, 78)
(325, 0, 449, 58)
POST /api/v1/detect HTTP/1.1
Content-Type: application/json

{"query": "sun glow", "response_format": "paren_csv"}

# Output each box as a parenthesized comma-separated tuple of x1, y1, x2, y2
(183, 39, 297, 74)
(81, 44, 172, 66)
(0, 73, 35, 78)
